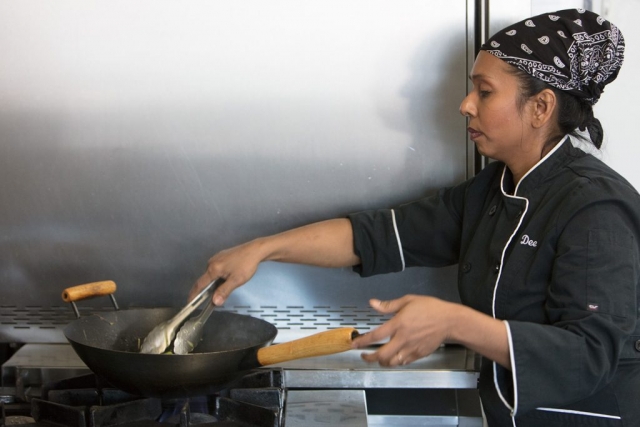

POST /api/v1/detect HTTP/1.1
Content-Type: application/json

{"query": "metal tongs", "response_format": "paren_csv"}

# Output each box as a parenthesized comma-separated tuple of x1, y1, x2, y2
(140, 279, 223, 354)
(173, 296, 216, 354)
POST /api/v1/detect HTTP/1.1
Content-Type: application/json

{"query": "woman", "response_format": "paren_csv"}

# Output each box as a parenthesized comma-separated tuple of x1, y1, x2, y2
(190, 9, 638, 426)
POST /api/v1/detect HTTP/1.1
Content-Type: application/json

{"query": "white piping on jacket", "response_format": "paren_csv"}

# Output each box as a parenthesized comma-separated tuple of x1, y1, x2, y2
(390, 209, 405, 271)
(536, 407, 622, 420)
(491, 136, 569, 422)
(495, 320, 518, 418)
(492, 168, 529, 418)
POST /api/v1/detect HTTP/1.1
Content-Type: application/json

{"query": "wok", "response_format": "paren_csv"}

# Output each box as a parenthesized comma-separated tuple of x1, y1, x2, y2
(62, 281, 358, 397)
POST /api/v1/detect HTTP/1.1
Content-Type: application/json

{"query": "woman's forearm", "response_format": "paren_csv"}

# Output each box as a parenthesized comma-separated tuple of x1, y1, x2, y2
(449, 304, 512, 370)
(254, 218, 361, 268)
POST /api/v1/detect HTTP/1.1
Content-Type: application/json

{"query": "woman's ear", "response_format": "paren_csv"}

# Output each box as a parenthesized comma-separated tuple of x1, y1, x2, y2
(531, 89, 557, 128)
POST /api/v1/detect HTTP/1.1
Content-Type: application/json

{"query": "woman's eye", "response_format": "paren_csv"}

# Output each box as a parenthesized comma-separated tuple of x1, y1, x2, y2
(479, 90, 491, 98)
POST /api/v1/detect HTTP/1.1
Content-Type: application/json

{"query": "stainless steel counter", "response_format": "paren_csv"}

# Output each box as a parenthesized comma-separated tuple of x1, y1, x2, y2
(274, 346, 479, 389)
(285, 390, 368, 427)
(278, 346, 482, 426)
(285, 388, 483, 427)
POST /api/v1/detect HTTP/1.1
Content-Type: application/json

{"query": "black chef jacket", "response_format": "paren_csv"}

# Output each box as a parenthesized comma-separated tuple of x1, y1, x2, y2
(348, 136, 640, 427)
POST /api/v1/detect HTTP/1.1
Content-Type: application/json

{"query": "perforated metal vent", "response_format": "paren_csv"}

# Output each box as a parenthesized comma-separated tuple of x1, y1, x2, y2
(0, 305, 118, 343)
(223, 305, 390, 331)
(0, 305, 390, 343)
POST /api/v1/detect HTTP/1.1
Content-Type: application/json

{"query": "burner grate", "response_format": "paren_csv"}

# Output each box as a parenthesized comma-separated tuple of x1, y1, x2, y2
(0, 371, 285, 427)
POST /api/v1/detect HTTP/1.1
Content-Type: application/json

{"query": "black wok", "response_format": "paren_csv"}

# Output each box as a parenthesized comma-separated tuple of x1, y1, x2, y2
(62, 281, 358, 398)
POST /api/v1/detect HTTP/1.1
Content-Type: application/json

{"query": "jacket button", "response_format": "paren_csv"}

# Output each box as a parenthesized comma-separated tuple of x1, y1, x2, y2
(462, 263, 472, 273)
(635, 340, 640, 352)
(488, 205, 497, 216)
(494, 264, 501, 272)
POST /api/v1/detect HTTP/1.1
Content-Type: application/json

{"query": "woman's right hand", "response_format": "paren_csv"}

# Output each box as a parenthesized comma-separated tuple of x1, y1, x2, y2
(188, 238, 268, 306)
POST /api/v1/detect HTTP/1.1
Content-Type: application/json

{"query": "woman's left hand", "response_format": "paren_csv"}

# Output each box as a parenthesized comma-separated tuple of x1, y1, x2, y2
(351, 295, 460, 367)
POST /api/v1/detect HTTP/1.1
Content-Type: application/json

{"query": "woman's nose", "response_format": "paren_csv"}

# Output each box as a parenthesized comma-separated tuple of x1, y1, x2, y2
(459, 94, 475, 117)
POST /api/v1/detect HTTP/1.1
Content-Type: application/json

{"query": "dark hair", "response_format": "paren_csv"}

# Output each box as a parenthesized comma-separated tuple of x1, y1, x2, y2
(507, 66, 604, 149)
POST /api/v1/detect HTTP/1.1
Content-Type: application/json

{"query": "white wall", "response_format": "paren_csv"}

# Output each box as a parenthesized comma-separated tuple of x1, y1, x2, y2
(594, 1, 640, 189)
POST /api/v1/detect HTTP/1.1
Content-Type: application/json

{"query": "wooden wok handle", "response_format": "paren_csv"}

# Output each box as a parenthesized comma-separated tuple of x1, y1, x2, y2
(62, 281, 117, 302)
(256, 327, 359, 366)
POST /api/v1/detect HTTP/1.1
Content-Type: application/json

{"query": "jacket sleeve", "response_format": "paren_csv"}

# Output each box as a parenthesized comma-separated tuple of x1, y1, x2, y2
(499, 179, 640, 416)
(348, 180, 469, 277)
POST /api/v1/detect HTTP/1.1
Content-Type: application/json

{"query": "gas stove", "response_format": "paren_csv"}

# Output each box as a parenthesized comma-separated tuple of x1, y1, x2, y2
(1, 370, 371, 427)
(0, 345, 373, 427)
(2, 370, 283, 427)
(1, 343, 484, 427)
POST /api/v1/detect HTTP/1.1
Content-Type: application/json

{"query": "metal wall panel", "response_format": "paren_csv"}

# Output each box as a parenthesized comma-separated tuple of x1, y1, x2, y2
(0, 1, 469, 338)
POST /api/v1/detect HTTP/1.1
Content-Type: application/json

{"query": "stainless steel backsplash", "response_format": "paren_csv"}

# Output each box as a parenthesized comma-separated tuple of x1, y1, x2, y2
(0, 1, 471, 342)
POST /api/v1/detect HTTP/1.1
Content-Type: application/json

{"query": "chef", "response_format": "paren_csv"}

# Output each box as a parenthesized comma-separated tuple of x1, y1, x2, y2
(190, 9, 638, 426)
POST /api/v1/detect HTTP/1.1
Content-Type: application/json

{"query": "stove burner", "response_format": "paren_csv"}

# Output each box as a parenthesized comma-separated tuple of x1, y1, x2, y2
(0, 371, 284, 427)
(160, 396, 214, 423)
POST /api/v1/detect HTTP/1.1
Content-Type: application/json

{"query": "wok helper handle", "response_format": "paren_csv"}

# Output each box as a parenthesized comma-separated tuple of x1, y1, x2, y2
(62, 281, 117, 302)
(256, 327, 359, 366)
(62, 281, 119, 318)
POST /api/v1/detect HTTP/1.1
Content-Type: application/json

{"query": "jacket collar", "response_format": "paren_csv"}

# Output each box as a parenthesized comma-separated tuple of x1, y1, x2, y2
(500, 135, 583, 197)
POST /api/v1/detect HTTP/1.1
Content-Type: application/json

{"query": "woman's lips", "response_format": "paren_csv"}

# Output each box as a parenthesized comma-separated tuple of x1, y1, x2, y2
(467, 127, 483, 140)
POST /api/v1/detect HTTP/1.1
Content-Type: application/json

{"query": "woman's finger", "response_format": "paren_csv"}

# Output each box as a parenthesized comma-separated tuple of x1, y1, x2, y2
(352, 319, 399, 348)
(369, 295, 413, 314)
(360, 338, 416, 367)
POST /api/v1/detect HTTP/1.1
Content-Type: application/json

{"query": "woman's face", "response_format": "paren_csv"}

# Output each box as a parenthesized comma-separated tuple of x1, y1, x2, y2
(460, 51, 536, 165)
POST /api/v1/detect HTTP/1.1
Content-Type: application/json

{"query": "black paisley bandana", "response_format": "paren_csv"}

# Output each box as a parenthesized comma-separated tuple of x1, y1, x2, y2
(481, 8, 625, 105)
